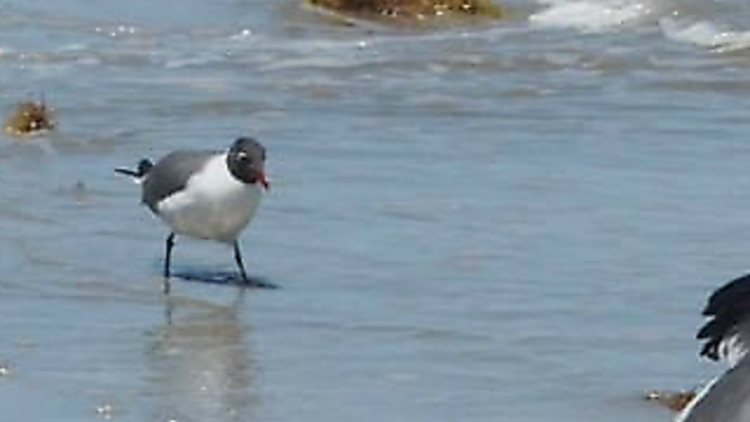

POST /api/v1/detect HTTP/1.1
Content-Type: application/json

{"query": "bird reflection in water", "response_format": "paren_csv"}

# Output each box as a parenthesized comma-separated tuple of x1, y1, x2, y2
(146, 291, 258, 422)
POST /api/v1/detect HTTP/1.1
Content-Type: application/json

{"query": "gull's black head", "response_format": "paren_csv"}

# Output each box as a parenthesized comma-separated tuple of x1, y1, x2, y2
(227, 137, 269, 190)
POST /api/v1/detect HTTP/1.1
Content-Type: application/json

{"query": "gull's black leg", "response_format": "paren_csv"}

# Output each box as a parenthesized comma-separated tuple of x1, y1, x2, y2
(233, 240, 277, 289)
(233, 240, 249, 283)
(163, 232, 175, 294)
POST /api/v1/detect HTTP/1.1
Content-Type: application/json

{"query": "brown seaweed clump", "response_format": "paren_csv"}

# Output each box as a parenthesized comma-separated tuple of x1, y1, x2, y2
(3, 100, 56, 137)
(306, 0, 505, 24)
(644, 389, 697, 412)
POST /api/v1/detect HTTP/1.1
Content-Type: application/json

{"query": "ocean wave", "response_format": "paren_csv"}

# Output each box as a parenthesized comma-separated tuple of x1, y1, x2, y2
(529, 0, 658, 32)
(660, 17, 750, 52)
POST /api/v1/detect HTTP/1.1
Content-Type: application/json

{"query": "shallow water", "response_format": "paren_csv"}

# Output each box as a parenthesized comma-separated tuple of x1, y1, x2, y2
(2, 0, 750, 420)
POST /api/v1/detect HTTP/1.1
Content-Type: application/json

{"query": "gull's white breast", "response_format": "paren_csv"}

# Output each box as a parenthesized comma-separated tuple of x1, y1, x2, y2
(156, 154, 263, 242)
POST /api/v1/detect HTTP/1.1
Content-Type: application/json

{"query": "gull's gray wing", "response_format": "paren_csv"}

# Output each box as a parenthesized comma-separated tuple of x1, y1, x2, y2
(679, 358, 750, 422)
(678, 274, 750, 422)
(142, 150, 215, 212)
(698, 274, 750, 365)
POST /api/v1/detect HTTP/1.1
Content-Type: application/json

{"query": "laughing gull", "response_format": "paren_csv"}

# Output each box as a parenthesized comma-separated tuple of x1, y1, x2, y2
(116, 137, 270, 293)
(676, 273, 750, 422)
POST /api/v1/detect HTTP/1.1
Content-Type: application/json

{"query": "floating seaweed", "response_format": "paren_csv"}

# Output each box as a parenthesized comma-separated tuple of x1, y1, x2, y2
(644, 389, 697, 412)
(3, 100, 56, 137)
(304, 0, 505, 25)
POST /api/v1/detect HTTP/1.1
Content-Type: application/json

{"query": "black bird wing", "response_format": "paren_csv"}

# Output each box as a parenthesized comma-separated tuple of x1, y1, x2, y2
(142, 150, 215, 212)
(698, 273, 750, 364)
(679, 273, 750, 422)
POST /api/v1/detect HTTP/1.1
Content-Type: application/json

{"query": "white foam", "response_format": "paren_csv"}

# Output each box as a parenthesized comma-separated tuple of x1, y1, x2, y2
(660, 17, 750, 52)
(529, 0, 654, 32)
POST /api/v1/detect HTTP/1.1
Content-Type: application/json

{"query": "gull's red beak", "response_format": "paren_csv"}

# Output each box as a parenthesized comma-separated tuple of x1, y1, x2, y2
(259, 171, 270, 191)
